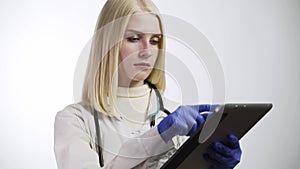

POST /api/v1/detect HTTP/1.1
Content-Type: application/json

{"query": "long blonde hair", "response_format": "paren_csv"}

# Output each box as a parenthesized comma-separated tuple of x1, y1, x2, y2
(82, 0, 166, 115)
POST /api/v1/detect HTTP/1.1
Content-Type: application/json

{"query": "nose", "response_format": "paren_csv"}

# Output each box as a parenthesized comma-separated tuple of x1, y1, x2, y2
(138, 39, 152, 58)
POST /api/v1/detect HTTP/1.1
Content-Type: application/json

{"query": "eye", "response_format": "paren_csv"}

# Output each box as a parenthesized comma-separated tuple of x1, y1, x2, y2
(126, 35, 141, 43)
(150, 37, 161, 45)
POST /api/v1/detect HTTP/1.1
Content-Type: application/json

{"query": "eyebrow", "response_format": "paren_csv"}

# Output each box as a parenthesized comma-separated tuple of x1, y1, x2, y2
(125, 29, 162, 37)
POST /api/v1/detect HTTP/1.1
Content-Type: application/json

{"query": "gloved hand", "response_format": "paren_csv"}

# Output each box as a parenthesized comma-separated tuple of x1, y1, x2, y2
(203, 133, 242, 169)
(157, 104, 213, 143)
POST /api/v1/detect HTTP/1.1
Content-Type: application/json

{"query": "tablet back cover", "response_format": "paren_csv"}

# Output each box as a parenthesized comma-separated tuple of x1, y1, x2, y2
(161, 103, 272, 169)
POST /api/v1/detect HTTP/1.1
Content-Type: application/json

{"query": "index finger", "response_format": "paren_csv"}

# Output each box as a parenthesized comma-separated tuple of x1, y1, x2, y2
(189, 104, 219, 113)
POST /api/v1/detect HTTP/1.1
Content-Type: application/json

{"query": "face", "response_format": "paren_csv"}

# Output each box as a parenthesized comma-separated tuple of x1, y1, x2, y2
(119, 12, 162, 87)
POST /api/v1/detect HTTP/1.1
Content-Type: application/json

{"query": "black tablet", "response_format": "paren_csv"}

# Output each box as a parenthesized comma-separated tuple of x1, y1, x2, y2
(161, 103, 273, 169)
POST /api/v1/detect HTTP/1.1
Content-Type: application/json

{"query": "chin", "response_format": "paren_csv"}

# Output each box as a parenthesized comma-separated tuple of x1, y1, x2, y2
(132, 72, 150, 82)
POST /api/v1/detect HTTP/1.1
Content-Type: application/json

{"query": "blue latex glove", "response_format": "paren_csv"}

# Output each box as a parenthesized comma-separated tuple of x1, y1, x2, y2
(203, 133, 242, 169)
(158, 104, 213, 143)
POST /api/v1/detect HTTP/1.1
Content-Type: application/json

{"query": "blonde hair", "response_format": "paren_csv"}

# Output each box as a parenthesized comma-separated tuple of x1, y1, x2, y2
(82, 0, 166, 115)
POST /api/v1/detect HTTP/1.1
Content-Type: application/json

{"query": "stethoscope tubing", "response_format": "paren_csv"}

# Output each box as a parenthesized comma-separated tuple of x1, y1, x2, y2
(93, 81, 169, 167)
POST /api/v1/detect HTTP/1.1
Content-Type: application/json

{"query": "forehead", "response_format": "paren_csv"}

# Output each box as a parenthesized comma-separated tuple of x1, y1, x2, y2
(126, 12, 161, 34)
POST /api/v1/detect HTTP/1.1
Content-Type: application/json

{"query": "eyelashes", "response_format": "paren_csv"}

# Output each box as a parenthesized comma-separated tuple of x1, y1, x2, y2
(149, 39, 160, 45)
(126, 37, 140, 42)
(126, 35, 161, 45)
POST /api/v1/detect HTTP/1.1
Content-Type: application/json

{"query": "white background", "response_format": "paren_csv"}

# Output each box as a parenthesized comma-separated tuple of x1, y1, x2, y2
(1, 0, 299, 168)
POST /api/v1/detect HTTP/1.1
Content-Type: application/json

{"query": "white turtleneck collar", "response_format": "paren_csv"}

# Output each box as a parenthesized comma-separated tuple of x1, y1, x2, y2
(114, 83, 161, 129)
(117, 84, 150, 98)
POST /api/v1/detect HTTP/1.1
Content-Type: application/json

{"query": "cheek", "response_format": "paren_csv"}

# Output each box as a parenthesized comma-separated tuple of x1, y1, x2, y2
(120, 43, 129, 62)
(151, 49, 159, 64)
(119, 43, 135, 72)
(120, 42, 138, 62)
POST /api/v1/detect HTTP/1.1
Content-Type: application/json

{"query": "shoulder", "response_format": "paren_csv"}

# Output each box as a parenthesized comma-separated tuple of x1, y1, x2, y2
(54, 102, 99, 142)
(55, 102, 95, 126)
(56, 102, 87, 117)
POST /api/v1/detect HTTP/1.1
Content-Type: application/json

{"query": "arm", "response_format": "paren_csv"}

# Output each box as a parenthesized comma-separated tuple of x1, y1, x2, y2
(54, 105, 175, 169)
(54, 106, 101, 169)
(104, 126, 174, 169)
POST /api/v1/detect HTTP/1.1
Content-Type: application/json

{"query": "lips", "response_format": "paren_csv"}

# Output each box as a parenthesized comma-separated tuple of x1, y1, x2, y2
(133, 62, 151, 67)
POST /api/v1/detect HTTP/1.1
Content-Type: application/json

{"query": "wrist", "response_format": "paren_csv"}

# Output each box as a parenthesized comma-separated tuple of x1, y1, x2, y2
(157, 123, 176, 143)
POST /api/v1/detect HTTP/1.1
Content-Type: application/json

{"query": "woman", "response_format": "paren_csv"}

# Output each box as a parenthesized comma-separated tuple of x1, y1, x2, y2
(54, 0, 241, 168)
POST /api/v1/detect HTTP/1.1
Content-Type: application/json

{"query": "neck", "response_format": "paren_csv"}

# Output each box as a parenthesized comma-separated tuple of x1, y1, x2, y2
(118, 80, 144, 88)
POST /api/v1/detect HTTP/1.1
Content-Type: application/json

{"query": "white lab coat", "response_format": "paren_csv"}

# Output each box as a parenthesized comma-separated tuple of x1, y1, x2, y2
(54, 99, 187, 169)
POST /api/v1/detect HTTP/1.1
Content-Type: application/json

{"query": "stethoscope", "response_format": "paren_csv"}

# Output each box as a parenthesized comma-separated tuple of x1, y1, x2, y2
(93, 81, 171, 167)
